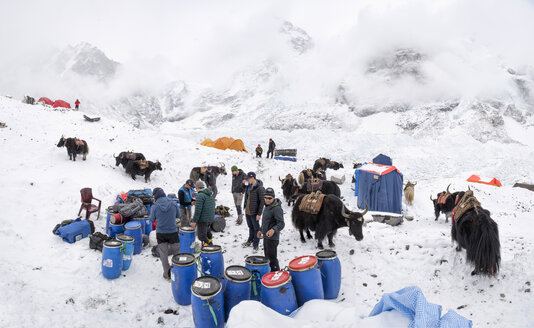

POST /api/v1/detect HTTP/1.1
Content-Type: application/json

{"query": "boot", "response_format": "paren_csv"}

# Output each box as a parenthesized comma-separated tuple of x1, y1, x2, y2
(236, 214, 243, 225)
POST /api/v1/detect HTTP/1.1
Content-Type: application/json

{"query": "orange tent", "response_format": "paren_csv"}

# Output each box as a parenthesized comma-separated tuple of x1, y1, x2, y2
(467, 175, 502, 187)
(200, 138, 214, 147)
(228, 139, 247, 152)
(201, 137, 247, 152)
(212, 137, 235, 150)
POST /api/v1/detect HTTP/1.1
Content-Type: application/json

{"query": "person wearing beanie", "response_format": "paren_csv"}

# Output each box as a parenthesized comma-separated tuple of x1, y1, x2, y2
(191, 181, 215, 246)
(257, 187, 284, 271)
(178, 179, 196, 227)
(231, 165, 247, 225)
(149, 187, 181, 280)
(243, 171, 265, 251)
(255, 144, 263, 158)
(267, 138, 276, 159)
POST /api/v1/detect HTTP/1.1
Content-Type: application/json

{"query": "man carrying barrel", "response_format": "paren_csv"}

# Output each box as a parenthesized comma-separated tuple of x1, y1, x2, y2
(178, 179, 196, 227)
(257, 187, 285, 271)
(191, 181, 216, 247)
(242, 172, 265, 252)
(149, 187, 181, 280)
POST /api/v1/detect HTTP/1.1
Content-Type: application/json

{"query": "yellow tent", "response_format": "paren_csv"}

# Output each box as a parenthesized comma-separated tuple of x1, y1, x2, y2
(201, 137, 247, 152)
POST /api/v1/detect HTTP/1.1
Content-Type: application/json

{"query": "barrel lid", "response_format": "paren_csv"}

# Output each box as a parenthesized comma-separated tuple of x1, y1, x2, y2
(316, 250, 337, 260)
(180, 226, 195, 232)
(245, 255, 270, 266)
(191, 276, 222, 298)
(201, 245, 222, 254)
(225, 265, 252, 282)
(261, 271, 291, 288)
(104, 240, 122, 248)
(289, 255, 317, 271)
(172, 253, 196, 266)
(116, 234, 134, 242)
(125, 221, 142, 230)
(109, 221, 124, 227)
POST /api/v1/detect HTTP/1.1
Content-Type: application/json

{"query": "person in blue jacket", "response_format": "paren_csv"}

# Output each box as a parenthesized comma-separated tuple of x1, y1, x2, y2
(178, 179, 196, 227)
(149, 187, 181, 280)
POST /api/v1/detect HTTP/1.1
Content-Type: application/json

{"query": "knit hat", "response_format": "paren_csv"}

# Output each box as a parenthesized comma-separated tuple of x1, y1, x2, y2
(264, 187, 275, 198)
(246, 172, 256, 179)
(153, 187, 166, 200)
(231, 165, 238, 172)
(196, 181, 206, 189)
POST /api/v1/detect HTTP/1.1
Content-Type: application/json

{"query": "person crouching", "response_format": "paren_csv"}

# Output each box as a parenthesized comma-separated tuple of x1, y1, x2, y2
(191, 181, 215, 247)
(149, 187, 181, 280)
(257, 187, 284, 271)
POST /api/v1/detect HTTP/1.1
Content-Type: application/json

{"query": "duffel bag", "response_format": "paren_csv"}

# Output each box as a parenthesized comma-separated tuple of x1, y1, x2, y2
(210, 215, 226, 232)
(54, 218, 95, 243)
(89, 232, 111, 251)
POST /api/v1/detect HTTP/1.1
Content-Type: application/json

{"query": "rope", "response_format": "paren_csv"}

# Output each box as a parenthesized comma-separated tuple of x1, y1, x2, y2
(251, 270, 260, 296)
(196, 256, 204, 276)
(203, 301, 218, 326)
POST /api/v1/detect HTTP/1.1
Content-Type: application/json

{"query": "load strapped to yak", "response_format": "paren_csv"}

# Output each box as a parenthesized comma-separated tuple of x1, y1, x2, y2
(298, 191, 326, 214)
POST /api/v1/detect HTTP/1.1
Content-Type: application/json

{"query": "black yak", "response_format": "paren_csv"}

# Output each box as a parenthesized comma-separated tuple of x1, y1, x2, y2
(125, 160, 162, 182)
(297, 168, 326, 187)
(190, 164, 227, 182)
(451, 190, 501, 276)
(313, 158, 344, 172)
(430, 184, 461, 222)
(57, 136, 89, 161)
(279, 174, 299, 206)
(114, 151, 146, 168)
(292, 194, 367, 249)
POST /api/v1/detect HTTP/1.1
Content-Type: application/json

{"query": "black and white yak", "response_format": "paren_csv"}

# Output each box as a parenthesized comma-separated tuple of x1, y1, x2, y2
(125, 160, 162, 182)
(57, 136, 89, 161)
(114, 151, 146, 168)
(451, 191, 501, 276)
(279, 174, 299, 206)
(313, 158, 344, 172)
(189, 164, 227, 182)
(292, 194, 368, 249)
(430, 184, 461, 222)
(297, 168, 326, 187)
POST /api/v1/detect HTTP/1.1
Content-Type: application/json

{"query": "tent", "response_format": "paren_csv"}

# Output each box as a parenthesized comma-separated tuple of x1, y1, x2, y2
(213, 137, 235, 150)
(52, 99, 71, 109)
(357, 162, 403, 214)
(201, 137, 247, 152)
(228, 139, 247, 152)
(200, 138, 214, 147)
(38, 97, 54, 106)
(467, 175, 502, 187)
(373, 154, 393, 166)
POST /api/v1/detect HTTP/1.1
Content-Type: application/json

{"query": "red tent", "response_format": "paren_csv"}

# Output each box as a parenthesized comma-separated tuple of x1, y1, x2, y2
(466, 175, 502, 187)
(38, 97, 54, 106)
(52, 99, 71, 109)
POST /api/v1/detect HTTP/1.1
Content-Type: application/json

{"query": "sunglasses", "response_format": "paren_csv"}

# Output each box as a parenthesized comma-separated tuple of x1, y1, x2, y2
(264, 196, 274, 200)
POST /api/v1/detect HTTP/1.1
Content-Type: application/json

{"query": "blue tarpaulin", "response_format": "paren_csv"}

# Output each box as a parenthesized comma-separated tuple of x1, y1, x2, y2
(373, 153, 393, 166)
(357, 162, 403, 214)
(369, 286, 472, 328)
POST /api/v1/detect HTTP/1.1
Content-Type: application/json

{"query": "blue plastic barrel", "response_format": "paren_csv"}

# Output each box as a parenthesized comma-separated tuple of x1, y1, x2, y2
(144, 218, 152, 235)
(109, 222, 124, 238)
(145, 204, 152, 215)
(171, 253, 197, 305)
(288, 255, 324, 306)
(245, 255, 270, 301)
(261, 271, 298, 315)
(105, 206, 116, 235)
(316, 250, 341, 299)
(131, 217, 146, 235)
(117, 234, 134, 271)
(223, 265, 252, 321)
(179, 226, 196, 254)
(191, 276, 224, 328)
(124, 221, 143, 255)
(102, 240, 123, 279)
(200, 245, 224, 280)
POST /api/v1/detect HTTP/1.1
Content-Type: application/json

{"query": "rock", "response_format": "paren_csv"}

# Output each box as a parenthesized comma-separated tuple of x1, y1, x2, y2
(405, 245, 410, 250)
(349, 249, 355, 255)
(363, 283, 368, 287)
(157, 317, 164, 324)
(370, 274, 377, 278)
(500, 293, 505, 298)
(525, 289, 531, 293)
(457, 305, 467, 310)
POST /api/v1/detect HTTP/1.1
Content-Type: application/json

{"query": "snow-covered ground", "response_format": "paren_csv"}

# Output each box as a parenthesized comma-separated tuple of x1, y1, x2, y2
(1, 96, 533, 327)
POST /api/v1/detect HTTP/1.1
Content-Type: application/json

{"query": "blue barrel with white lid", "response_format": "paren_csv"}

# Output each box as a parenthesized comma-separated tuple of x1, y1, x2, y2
(288, 255, 324, 306)
(223, 265, 251, 321)
(116, 234, 134, 271)
(102, 239, 123, 279)
(191, 276, 224, 328)
(245, 255, 270, 301)
(171, 253, 197, 305)
(179, 226, 196, 254)
(316, 250, 341, 299)
(261, 270, 297, 316)
(200, 245, 224, 280)
(124, 221, 143, 255)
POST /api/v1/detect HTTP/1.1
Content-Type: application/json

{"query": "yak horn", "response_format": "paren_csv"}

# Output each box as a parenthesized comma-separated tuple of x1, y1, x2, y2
(446, 184, 451, 194)
(361, 202, 368, 216)
(341, 205, 351, 219)
(279, 176, 282, 182)
(468, 185, 471, 191)
(113, 153, 117, 158)
(413, 182, 417, 186)
(430, 194, 434, 201)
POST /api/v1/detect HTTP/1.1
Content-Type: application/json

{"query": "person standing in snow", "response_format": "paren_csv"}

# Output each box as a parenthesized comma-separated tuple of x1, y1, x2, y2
(256, 144, 263, 158)
(243, 172, 265, 252)
(267, 138, 276, 159)
(191, 181, 216, 247)
(204, 166, 218, 200)
(231, 165, 246, 225)
(149, 187, 181, 280)
(257, 187, 284, 271)
(178, 179, 195, 227)
(74, 99, 80, 110)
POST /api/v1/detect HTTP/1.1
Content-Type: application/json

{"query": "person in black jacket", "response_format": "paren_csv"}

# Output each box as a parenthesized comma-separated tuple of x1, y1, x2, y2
(231, 165, 246, 225)
(257, 187, 285, 271)
(204, 166, 218, 199)
(267, 138, 276, 159)
(242, 172, 265, 251)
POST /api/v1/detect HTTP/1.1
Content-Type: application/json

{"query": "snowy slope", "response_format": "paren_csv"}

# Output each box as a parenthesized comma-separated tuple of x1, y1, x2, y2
(1, 96, 534, 327)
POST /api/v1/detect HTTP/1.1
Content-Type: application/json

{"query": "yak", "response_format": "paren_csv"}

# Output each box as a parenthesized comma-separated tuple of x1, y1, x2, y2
(313, 158, 344, 172)
(114, 151, 146, 168)
(404, 181, 416, 205)
(292, 194, 367, 249)
(190, 164, 227, 182)
(430, 184, 461, 222)
(297, 168, 326, 187)
(57, 136, 89, 161)
(125, 160, 162, 182)
(279, 174, 299, 206)
(451, 190, 501, 276)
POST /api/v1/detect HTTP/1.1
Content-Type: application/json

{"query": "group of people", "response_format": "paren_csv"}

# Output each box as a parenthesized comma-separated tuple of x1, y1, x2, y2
(255, 138, 276, 158)
(149, 165, 285, 280)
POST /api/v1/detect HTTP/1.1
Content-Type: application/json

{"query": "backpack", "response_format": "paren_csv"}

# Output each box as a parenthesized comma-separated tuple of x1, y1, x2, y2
(210, 215, 226, 232)
(127, 189, 154, 205)
(89, 232, 112, 251)
(54, 218, 95, 243)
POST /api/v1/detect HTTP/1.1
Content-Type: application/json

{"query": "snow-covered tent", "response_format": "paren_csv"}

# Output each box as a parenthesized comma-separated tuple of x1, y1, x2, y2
(357, 162, 403, 214)
(52, 99, 71, 108)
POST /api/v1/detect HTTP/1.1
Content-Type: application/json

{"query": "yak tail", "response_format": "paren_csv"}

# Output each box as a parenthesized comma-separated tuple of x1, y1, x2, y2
(298, 172, 304, 186)
(85, 144, 90, 155)
(467, 212, 501, 276)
